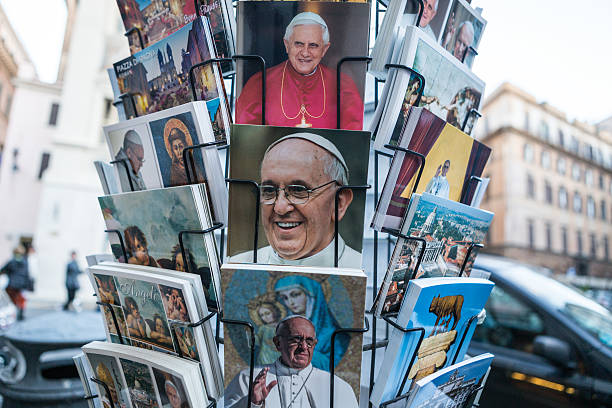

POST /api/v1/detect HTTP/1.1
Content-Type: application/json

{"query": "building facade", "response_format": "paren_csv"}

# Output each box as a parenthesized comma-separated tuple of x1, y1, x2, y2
(474, 83, 612, 277)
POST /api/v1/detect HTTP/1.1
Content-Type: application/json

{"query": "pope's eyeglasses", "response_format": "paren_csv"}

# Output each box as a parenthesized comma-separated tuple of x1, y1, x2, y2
(260, 180, 338, 205)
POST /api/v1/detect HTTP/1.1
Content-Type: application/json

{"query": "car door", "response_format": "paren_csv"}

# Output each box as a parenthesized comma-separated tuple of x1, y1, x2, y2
(468, 281, 593, 408)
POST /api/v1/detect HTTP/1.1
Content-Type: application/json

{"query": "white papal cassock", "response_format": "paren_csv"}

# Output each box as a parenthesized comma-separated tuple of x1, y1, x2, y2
(224, 360, 359, 408)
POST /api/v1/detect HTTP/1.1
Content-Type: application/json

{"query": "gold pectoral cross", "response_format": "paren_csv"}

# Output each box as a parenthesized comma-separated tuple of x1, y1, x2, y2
(295, 105, 312, 128)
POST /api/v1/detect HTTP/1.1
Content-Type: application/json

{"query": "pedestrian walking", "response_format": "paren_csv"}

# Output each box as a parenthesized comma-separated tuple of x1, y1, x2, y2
(63, 250, 81, 311)
(1, 245, 33, 321)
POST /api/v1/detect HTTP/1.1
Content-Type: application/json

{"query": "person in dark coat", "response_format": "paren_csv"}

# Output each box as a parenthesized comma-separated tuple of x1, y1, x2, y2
(1, 245, 31, 320)
(63, 251, 81, 311)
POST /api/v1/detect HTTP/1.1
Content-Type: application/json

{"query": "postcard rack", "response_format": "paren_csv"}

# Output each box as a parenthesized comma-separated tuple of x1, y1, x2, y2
(109, 158, 135, 192)
(103, 0, 489, 406)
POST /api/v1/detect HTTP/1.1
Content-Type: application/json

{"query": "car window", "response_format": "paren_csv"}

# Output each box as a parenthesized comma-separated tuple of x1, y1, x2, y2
(473, 285, 544, 353)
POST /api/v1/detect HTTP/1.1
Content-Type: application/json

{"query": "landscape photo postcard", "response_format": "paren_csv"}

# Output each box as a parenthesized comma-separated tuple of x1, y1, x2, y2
(405, 353, 494, 408)
(400, 26, 485, 129)
(120, 358, 160, 408)
(105, 122, 160, 193)
(439, 0, 486, 67)
(97, 185, 220, 306)
(227, 124, 370, 269)
(235, 1, 370, 130)
(113, 16, 229, 134)
(222, 264, 367, 407)
(373, 193, 493, 316)
(372, 108, 491, 231)
(85, 352, 130, 408)
(116, 0, 234, 73)
(370, 278, 494, 407)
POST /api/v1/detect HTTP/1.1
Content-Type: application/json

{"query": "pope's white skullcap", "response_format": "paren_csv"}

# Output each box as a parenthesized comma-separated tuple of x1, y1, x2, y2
(124, 129, 142, 145)
(265, 132, 348, 176)
(275, 315, 315, 335)
(285, 12, 329, 43)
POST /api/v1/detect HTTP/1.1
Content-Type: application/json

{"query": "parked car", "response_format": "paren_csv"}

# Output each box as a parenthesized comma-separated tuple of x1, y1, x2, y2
(468, 254, 612, 408)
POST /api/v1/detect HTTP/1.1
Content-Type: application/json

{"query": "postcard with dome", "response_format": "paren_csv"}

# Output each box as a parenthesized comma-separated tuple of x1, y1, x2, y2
(372, 193, 493, 317)
(221, 263, 366, 408)
(115, 0, 236, 73)
(112, 16, 231, 140)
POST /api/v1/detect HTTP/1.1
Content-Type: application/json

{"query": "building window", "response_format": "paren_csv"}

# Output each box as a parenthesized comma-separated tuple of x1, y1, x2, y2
(577, 230, 583, 255)
(601, 200, 607, 221)
(573, 192, 582, 213)
(561, 227, 568, 254)
(585, 169, 594, 186)
(37, 153, 51, 179)
(544, 182, 553, 204)
(587, 196, 596, 218)
(572, 163, 581, 181)
(545, 223, 552, 251)
(558, 187, 568, 209)
(570, 137, 580, 154)
(539, 121, 549, 141)
(528, 219, 535, 249)
(49, 103, 60, 126)
(527, 174, 535, 198)
(558, 130, 565, 147)
(556, 157, 566, 175)
(590, 233, 597, 258)
(585, 144, 594, 161)
(541, 150, 551, 169)
(523, 143, 534, 162)
(599, 174, 605, 190)
(604, 236, 609, 261)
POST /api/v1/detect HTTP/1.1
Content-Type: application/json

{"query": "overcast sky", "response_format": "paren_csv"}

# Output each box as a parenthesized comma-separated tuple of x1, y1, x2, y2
(1, 0, 610, 123)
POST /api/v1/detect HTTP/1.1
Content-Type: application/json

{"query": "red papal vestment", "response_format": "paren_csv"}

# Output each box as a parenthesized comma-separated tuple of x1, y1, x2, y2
(236, 60, 364, 130)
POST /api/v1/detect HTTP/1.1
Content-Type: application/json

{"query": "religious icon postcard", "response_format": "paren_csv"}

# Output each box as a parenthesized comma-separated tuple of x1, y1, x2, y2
(404, 353, 493, 408)
(369, 277, 494, 407)
(221, 263, 367, 408)
(439, 0, 486, 68)
(371, 107, 491, 231)
(115, 0, 236, 74)
(88, 264, 223, 398)
(234, 1, 370, 130)
(226, 124, 370, 269)
(372, 193, 493, 317)
(112, 16, 231, 135)
(83, 341, 210, 407)
(372, 25, 485, 142)
(369, 0, 452, 78)
(104, 102, 228, 224)
(97, 184, 221, 308)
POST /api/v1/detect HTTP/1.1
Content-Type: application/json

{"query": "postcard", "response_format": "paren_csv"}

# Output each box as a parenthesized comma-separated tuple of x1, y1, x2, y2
(113, 17, 231, 141)
(372, 193, 493, 316)
(120, 358, 160, 408)
(97, 185, 221, 307)
(85, 352, 130, 408)
(439, 0, 486, 67)
(222, 263, 367, 408)
(372, 107, 491, 231)
(226, 124, 370, 269)
(370, 277, 494, 407)
(405, 353, 494, 407)
(235, 1, 370, 130)
(115, 0, 235, 73)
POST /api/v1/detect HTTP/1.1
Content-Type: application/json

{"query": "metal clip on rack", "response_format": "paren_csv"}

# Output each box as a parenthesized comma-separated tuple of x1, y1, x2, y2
(459, 243, 484, 277)
(461, 109, 482, 135)
(119, 92, 138, 120)
(378, 313, 425, 408)
(110, 158, 135, 192)
(330, 317, 370, 408)
(178, 222, 225, 309)
(225, 178, 261, 263)
(89, 378, 116, 408)
(384, 64, 426, 107)
(182, 140, 228, 185)
(188, 55, 266, 125)
(124, 27, 145, 52)
(462, 45, 478, 64)
(380, 227, 427, 280)
(334, 185, 371, 267)
(168, 310, 219, 408)
(460, 175, 483, 204)
(336, 56, 372, 129)
(104, 229, 128, 263)
(96, 300, 126, 345)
